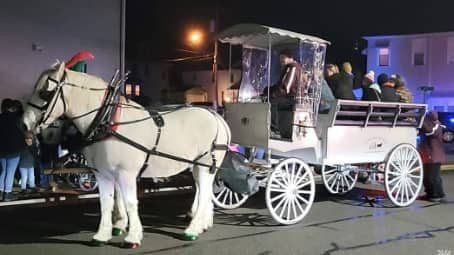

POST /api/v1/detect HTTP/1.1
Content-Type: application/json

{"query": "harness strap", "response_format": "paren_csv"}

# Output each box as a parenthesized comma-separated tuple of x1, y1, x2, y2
(109, 131, 227, 179)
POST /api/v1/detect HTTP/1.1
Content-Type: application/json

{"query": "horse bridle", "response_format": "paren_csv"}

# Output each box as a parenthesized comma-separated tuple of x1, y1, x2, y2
(27, 71, 106, 129)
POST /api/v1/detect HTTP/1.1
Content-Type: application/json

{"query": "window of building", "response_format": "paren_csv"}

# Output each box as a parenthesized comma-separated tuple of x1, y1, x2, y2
(412, 38, 426, 66)
(125, 84, 132, 95)
(135, 85, 141, 96)
(433, 105, 445, 112)
(447, 37, 454, 64)
(447, 105, 454, 112)
(378, 48, 389, 67)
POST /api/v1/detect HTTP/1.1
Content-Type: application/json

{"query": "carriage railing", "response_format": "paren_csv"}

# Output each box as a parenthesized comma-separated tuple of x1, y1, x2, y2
(329, 100, 427, 128)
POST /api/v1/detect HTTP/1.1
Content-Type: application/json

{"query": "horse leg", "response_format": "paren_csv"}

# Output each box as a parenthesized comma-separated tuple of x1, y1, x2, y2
(112, 183, 128, 236)
(117, 170, 143, 247)
(91, 172, 115, 245)
(187, 169, 199, 220)
(184, 165, 215, 240)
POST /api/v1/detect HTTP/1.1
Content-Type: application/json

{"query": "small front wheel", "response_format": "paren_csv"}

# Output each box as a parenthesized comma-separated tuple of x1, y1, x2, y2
(266, 158, 315, 225)
(212, 179, 249, 209)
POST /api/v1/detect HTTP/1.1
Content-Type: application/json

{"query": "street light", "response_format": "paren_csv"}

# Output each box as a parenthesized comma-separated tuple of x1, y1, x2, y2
(187, 29, 204, 48)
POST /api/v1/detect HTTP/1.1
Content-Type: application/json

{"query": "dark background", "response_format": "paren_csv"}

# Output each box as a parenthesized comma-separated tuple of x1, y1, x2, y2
(126, 0, 454, 68)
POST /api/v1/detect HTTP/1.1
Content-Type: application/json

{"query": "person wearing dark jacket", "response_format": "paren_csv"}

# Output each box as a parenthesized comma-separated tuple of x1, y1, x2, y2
(19, 131, 38, 193)
(270, 49, 304, 137)
(418, 111, 447, 202)
(361, 71, 381, 101)
(0, 98, 26, 201)
(327, 63, 355, 100)
(377, 73, 400, 102)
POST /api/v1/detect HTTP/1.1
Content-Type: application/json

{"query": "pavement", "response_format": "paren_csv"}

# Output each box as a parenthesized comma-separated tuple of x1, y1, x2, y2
(0, 172, 453, 255)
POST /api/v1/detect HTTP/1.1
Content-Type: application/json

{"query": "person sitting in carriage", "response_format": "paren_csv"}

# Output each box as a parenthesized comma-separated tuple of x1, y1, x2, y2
(269, 48, 304, 138)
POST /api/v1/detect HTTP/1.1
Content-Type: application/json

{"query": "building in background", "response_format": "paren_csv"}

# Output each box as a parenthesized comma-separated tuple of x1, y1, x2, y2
(0, 0, 122, 102)
(363, 31, 454, 110)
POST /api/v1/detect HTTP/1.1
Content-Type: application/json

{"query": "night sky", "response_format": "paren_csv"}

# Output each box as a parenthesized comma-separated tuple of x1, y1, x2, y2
(126, 0, 454, 67)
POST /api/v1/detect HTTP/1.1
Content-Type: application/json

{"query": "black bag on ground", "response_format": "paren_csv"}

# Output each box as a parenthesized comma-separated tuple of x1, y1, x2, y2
(215, 151, 259, 195)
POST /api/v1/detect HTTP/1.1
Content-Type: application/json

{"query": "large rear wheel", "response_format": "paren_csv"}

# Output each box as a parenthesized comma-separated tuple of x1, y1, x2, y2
(384, 144, 423, 207)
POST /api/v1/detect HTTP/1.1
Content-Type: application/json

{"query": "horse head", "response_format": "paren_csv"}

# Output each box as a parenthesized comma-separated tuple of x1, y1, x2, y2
(23, 62, 67, 132)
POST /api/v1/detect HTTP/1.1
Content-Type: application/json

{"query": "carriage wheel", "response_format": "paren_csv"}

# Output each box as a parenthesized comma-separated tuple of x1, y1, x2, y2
(385, 144, 423, 207)
(266, 158, 315, 225)
(321, 165, 358, 194)
(78, 173, 98, 192)
(212, 179, 249, 209)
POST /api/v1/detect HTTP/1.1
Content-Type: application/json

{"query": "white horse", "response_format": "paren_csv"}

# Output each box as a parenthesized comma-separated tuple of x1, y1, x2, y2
(22, 63, 231, 248)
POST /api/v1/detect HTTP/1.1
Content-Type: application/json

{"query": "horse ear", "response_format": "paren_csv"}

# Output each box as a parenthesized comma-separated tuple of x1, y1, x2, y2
(56, 62, 66, 79)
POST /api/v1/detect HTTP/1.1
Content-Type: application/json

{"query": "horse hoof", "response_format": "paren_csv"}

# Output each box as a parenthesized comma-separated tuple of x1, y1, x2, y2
(112, 228, 124, 236)
(89, 239, 107, 247)
(121, 242, 140, 249)
(182, 233, 198, 241)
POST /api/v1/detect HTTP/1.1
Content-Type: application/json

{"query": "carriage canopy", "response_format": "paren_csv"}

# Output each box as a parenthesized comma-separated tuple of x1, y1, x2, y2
(217, 24, 330, 104)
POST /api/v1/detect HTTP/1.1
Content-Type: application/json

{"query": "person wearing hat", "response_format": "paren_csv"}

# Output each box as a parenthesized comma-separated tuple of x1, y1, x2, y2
(361, 70, 381, 101)
(377, 73, 400, 102)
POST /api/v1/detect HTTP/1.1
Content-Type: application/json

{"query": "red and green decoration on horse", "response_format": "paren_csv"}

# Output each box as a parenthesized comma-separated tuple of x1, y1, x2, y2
(66, 50, 94, 73)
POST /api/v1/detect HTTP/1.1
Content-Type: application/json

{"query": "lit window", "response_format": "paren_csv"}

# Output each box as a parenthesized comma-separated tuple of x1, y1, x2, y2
(125, 84, 132, 95)
(135, 85, 140, 96)
(412, 38, 426, 66)
(378, 48, 389, 66)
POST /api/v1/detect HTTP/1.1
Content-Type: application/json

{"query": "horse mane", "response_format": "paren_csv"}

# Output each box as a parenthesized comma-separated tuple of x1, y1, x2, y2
(65, 69, 108, 90)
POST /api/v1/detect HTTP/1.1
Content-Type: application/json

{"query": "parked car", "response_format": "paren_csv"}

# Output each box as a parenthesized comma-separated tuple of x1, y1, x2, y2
(437, 112, 454, 143)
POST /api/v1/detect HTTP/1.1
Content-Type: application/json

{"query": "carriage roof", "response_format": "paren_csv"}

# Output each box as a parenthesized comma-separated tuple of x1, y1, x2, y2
(217, 23, 330, 48)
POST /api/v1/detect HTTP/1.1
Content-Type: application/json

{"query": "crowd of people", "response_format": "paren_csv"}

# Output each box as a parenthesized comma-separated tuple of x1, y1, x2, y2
(0, 98, 63, 202)
(268, 49, 446, 202)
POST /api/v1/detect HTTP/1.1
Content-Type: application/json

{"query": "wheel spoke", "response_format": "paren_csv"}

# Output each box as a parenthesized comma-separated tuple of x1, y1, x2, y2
(407, 178, 419, 189)
(408, 166, 422, 174)
(291, 199, 298, 220)
(228, 190, 233, 205)
(324, 169, 337, 175)
(279, 197, 290, 218)
(290, 162, 296, 185)
(273, 177, 287, 189)
(329, 176, 337, 190)
(390, 161, 401, 172)
(273, 194, 287, 211)
(404, 180, 409, 202)
(388, 170, 401, 176)
(408, 173, 422, 179)
(297, 180, 312, 189)
(294, 164, 303, 185)
(294, 196, 305, 215)
(297, 190, 312, 195)
(234, 193, 240, 203)
(222, 189, 229, 205)
(390, 179, 402, 194)
(346, 173, 355, 183)
(296, 193, 310, 205)
(294, 171, 309, 186)
(387, 176, 400, 185)
(335, 176, 340, 192)
(271, 192, 287, 203)
(270, 187, 287, 193)
(215, 187, 227, 200)
(326, 173, 337, 184)
(286, 197, 292, 220)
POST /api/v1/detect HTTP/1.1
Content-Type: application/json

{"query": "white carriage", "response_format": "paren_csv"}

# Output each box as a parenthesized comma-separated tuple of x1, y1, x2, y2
(212, 24, 427, 225)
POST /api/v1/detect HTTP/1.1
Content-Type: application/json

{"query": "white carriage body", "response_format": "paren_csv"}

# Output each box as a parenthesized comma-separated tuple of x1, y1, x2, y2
(216, 23, 428, 221)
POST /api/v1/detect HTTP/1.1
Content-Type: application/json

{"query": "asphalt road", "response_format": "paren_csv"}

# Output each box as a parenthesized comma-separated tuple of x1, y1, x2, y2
(1, 172, 453, 255)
